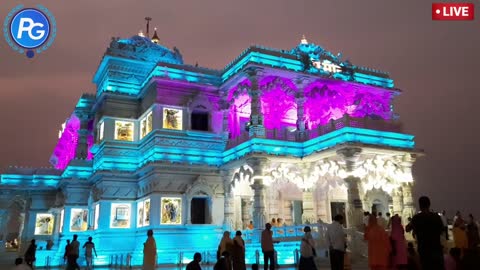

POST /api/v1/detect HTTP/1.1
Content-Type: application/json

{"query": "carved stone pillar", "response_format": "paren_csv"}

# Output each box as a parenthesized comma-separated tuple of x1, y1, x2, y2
(245, 68, 265, 138)
(284, 200, 293, 225)
(295, 78, 309, 141)
(251, 182, 266, 229)
(247, 157, 269, 228)
(337, 147, 364, 230)
(222, 171, 234, 231)
(337, 147, 362, 172)
(402, 183, 415, 219)
(241, 198, 253, 227)
(221, 100, 230, 138)
(0, 210, 6, 252)
(392, 187, 404, 217)
(186, 107, 192, 130)
(345, 176, 364, 230)
(51, 209, 62, 247)
(268, 187, 280, 222)
(301, 189, 316, 224)
(19, 196, 31, 253)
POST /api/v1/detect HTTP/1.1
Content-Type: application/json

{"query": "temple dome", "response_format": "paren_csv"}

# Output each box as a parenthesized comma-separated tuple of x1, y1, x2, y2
(105, 35, 183, 65)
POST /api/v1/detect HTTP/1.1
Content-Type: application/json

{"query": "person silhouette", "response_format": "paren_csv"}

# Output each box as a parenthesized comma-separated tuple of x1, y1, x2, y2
(406, 196, 444, 270)
(143, 229, 157, 270)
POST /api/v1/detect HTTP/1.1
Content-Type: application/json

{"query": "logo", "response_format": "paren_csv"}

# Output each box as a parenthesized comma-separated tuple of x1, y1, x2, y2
(432, 3, 474, 21)
(3, 5, 56, 58)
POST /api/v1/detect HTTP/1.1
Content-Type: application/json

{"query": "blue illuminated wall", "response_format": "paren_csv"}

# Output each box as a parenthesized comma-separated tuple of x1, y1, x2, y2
(0, 35, 419, 269)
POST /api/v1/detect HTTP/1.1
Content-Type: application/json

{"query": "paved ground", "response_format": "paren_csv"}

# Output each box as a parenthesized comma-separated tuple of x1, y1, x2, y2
(0, 266, 369, 270)
(0, 260, 369, 270)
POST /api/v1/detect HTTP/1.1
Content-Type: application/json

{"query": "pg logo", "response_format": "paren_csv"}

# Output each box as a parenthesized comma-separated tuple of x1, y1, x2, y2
(4, 5, 56, 58)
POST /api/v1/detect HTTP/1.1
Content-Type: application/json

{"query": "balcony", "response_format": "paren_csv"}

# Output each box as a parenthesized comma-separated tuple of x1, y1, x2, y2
(226, 114, 404, 149)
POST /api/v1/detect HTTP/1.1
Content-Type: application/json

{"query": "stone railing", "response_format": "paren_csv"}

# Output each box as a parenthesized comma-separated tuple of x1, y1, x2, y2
(226, 115, 403, 149)
(305, 115, 402, 140)
(232, 223, 329, 243)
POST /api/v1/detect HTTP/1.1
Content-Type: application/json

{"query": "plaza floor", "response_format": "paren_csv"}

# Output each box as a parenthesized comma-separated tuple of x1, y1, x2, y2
(0, 265, 369, 270)
(0, 258, 369, 270)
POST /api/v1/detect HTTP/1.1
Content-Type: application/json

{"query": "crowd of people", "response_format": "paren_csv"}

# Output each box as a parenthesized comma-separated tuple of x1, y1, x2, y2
(10, 197, 480, 270)
(357, 196, 480, 270)
(12, 234, 97, 270)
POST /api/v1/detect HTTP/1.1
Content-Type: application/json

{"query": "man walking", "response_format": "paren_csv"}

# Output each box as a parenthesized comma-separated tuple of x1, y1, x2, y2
(83, 236, 97, 270)
(406, 196, 444, 270)
(261, 223, 275, 270)
(327, 215, 346, 270)
(68, 234, 80, 270)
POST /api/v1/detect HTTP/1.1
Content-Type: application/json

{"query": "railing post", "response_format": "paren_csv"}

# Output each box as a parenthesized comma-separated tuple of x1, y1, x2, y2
(255, 249, 260, 265)
(126, 253, 132, 269)
(179, 251, 183, 266)
(274, 250, 279, 267)
(294, 248, 299, 265)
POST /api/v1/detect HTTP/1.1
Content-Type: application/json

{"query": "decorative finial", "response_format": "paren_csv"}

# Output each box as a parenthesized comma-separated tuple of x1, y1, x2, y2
(145, 17, 152, 38)
(301, 34, 308, 45)
(151, 27, 160, 44)
(138, 30, 145, 37)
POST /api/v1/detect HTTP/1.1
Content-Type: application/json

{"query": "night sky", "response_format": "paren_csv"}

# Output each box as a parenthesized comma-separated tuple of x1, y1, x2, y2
(1, 0, 478, 218)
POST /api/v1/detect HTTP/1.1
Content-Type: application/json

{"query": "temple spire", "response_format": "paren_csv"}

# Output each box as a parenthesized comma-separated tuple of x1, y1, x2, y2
(151, 27, 160, 44)
(145, 17, 152, 38)
(301, 34, 308, 45)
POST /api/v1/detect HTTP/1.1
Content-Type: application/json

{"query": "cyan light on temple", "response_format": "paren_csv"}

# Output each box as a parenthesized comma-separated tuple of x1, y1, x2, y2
(0, 33, 421, 269)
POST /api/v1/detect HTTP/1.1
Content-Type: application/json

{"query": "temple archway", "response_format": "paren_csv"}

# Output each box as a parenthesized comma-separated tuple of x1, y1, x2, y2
(186, 177, 215, 224)
(259, 76, 297, 129)
(5, 196, 25, 242)
(231, 165, 254, 230)
(364, 188, 392, 216)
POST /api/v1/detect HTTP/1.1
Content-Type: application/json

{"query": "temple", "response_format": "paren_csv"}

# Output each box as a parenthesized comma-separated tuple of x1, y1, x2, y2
(0, 30, 422, 267)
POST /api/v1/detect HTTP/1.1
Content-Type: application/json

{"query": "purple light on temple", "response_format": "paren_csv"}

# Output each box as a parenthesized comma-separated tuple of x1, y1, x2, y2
(259, 76, 297, 129)
(51, 115, 80, 170)
(226, 77, 393, 135)
(228, 80, 251, 138)
(304, 81, 392, 129)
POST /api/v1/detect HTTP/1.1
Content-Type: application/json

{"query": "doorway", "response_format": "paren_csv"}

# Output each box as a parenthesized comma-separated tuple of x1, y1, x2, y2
(191, 198, 207, 224)
(292, 200, 303, 225)
(330, 202, 346, 227)
(372, 199, 384, 215)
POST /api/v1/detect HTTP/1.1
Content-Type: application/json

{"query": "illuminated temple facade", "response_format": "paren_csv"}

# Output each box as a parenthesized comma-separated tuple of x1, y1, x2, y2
(0, 34, 421, 267)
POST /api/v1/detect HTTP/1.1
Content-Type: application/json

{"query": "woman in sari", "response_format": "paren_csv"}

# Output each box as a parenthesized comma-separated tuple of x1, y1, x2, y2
(390, 215, 407, 270)
(452, 213, 468, 251)
(466, 214, 480, 249)
(143, 229, 157, 270)
(217, 231, 233, 270)
(364, 214, 391, 270)
(232, 231, 246, 270)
